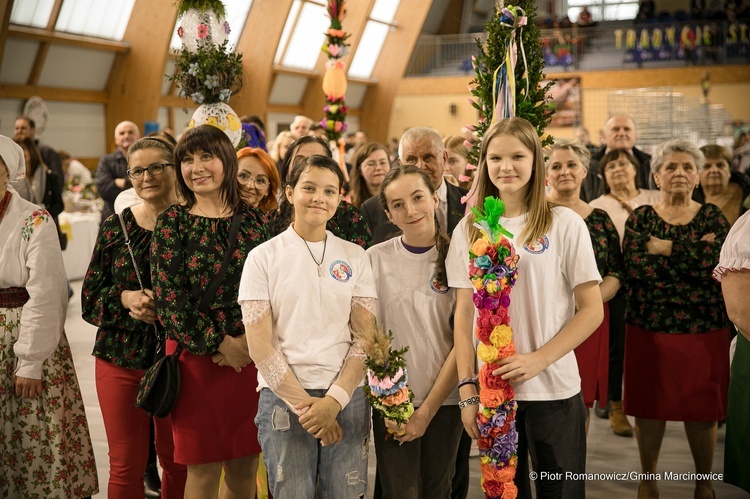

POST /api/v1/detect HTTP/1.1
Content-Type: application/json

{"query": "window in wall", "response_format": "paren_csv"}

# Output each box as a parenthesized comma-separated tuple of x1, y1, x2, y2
(55, 0, 136, 40)
(274, 0, 329, 70)
(567, 0, 639, 22)
(10, 0, 56, 28)
(169, 1, 254, 52)
(348, 0, 401, 79)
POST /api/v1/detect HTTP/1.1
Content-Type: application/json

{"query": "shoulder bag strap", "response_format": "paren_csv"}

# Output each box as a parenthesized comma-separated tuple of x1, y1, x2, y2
(118, 211, 164, 345)
(197, 211, 243, 314)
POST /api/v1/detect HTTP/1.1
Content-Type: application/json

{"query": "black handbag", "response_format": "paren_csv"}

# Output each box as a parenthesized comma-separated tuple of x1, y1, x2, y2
(124, 211, 243, 417)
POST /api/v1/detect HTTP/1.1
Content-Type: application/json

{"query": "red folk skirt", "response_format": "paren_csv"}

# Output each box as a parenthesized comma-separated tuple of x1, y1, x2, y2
(167, 339, 262, 465)
(574, 302, 610, 408)
(622, 325, 730, 422)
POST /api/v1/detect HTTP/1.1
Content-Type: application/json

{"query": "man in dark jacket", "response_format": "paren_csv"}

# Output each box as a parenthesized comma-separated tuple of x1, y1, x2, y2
(360, 126, 467, 244)
(95, 121, 140, 221)
(581, 113, 654, 202)
(14, 116, 63, 188)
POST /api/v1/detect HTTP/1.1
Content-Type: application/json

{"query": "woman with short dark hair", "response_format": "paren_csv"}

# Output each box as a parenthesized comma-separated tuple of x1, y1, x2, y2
(151, 125, 268, 498)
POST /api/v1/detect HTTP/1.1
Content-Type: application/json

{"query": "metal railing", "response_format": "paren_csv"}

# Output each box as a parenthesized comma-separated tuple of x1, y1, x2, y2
(406, 20, 750, 76)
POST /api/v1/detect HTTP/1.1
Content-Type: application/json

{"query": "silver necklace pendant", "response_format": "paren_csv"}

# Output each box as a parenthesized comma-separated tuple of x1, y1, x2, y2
(317, 265, 322, 277)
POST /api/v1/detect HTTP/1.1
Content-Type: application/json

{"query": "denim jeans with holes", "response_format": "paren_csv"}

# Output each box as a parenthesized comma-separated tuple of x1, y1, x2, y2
(256, 387, 370, 499)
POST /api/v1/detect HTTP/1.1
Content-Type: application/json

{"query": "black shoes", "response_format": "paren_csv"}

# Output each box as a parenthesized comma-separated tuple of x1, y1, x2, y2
(594, 400, 609, 419)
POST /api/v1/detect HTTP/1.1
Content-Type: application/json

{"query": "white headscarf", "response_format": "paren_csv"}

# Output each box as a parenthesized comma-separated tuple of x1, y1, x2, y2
(0, 134, 25, 182)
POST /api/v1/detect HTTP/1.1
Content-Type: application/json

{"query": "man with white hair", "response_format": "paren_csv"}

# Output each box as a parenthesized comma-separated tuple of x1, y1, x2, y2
(95, 120, 140, 221)
(361, 126, 468, 243)
(581, 113, 654, 202)
(290, 115, 313, 138)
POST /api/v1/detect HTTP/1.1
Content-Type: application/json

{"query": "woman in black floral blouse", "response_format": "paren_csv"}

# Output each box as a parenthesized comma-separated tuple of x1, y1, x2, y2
(622, 139, 730, 499)
(82, 136, 186, 498)
(545, 139, 623, 432)
(150, 125, 267, 499)
(268, 135, 372, 248)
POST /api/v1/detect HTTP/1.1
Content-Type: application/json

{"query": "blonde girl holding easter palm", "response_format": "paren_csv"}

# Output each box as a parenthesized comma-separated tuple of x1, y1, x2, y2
(446, 117, 603, 498)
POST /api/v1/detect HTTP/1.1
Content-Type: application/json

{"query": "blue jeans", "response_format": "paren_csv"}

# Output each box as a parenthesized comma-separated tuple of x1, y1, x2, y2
(256, 388, 370, 499)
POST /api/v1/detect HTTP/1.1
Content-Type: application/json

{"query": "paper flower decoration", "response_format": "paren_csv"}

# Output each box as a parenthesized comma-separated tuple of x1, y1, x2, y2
(469, 196, 520, 499)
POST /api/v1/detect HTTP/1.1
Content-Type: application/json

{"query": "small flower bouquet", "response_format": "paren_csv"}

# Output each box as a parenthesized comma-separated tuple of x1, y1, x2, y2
(469, 196, 520, 499)
(361, 324, 415, 426)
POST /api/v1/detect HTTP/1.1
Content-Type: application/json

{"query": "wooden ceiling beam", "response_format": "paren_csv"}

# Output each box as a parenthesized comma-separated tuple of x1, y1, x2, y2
(231, 0, 294, 125)
(0, 0, 15, 70)
(104, 0, 176, 151)
(360, 1, 434, 143)
(8, 25, 130, 53)
(0, 84, 108, 103)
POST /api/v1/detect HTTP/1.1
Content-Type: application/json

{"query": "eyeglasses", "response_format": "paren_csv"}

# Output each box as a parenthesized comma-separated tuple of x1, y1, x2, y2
(238, 174, 269, 187)
(127, 163, 173, 179)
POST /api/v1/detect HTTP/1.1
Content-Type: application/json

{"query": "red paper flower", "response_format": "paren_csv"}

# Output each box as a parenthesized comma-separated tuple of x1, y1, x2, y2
(197, 23, 209, 39)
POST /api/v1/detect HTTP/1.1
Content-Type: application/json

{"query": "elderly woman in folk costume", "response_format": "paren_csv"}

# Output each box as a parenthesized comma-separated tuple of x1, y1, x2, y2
(0, 134, 98, 498)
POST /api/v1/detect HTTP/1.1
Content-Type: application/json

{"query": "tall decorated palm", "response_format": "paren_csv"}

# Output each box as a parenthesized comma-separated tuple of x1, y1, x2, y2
(466, 0, 556, 170)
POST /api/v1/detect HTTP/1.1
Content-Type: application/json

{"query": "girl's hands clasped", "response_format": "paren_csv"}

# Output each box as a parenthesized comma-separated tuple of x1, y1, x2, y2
(296, 396, 343, 446)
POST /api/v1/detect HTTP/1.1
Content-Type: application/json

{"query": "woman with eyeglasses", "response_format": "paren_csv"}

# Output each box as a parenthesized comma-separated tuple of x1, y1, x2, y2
(237, 147, 280, 214)
(348, 142, 390, 207)
(82, 136, 186, 498)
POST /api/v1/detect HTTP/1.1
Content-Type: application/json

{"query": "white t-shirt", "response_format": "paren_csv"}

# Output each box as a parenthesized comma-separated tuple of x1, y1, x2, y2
(590, 190, 661, 243)
(446, 206, 601, 401)
(366, 237, 459, 407)
(239, 226, 377, 390)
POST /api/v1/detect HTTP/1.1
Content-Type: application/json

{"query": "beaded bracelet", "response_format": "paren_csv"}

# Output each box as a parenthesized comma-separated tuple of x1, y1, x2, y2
(458, 395, 480, 409)
(457, 376, 478, 389)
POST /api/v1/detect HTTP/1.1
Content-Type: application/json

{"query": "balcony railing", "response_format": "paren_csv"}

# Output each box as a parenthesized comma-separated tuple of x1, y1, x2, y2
(406, 20, 750, 77)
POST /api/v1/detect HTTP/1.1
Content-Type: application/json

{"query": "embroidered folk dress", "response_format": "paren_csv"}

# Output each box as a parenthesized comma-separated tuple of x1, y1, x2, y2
(151, 204, 267, 464)
(267, 200, 372, 248)
(0, 191, 98, 498)
(575, 208, 624, 408)
(622, 203, 731, 421)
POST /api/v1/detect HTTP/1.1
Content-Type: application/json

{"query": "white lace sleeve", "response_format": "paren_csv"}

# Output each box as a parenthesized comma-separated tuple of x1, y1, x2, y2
(240, 300, 271, 326)
(256, 347, 290, 391)
(352, 296, 377, 316)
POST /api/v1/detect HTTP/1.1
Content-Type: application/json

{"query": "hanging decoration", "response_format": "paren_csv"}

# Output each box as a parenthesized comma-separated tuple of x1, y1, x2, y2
(320, 0, 351, 143)
(469, 197, 521, 499)
(463, 0, 556, 205)
(169, 0, 244, 146)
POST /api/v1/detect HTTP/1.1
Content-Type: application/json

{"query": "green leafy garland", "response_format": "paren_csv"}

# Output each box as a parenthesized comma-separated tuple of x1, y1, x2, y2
(467, 0, 556, 168)
(176, 0, 226, 19)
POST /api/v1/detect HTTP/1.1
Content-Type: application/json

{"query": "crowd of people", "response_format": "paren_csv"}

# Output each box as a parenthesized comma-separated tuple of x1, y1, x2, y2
(0, 109, 748, 499)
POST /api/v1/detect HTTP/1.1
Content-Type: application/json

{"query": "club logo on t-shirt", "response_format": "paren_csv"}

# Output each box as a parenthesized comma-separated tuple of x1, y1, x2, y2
(329, 260, 352, 282)
(523, 235, 549, 254)
(429, 273, 449, 294)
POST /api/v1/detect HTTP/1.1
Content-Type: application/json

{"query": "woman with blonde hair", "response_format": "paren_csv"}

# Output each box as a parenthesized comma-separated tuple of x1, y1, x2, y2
(446, 117, 603, 497)
(442, 135, 471, 189)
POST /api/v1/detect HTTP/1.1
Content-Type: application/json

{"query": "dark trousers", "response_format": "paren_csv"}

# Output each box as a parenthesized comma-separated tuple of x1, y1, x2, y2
(515, 393, 587, 499)
(372, 406, 463, 499)
(607, 292, 627, 401)
(451, 430, 472, 499)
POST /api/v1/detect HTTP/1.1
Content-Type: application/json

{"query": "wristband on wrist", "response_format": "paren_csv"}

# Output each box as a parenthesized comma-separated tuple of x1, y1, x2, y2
(458, 395, 480, 409)
(326, 384, 350, 411)
(457, 376, 478, 389)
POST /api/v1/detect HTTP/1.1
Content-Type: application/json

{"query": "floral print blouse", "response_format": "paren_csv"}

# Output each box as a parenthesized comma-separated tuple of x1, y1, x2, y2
(584, 208, 624, 282)
(267, 200, 372, 248)
(623, 203, 730, 334)
(151, 204, 268, 355)
(82, 208, 158, 370)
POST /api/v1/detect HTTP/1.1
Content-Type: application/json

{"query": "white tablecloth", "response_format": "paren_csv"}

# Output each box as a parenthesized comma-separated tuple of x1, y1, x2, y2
(59, 212, 100, 281)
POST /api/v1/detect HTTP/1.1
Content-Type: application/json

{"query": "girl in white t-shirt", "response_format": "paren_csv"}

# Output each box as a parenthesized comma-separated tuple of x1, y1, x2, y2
(366, 165, 462, 498)
(238, 154, 377, 499)
(446, 117, 603, 498)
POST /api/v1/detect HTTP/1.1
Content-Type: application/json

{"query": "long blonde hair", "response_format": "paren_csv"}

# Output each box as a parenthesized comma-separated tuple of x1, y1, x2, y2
(468, 117, 553, 245)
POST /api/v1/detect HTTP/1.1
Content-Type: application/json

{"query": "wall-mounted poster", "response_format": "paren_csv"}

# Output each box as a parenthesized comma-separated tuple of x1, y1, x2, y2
(544, 77, 581, 127)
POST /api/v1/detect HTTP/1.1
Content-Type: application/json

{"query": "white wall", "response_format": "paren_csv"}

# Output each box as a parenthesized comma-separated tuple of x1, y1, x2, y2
(0, 99, 107, 157)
